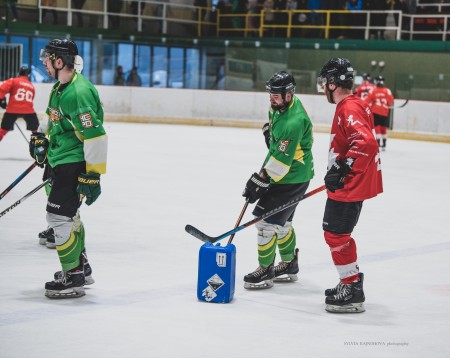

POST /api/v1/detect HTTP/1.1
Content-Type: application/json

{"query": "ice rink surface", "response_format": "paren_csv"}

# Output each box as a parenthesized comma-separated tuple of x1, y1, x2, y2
(0, 121, 449, 358)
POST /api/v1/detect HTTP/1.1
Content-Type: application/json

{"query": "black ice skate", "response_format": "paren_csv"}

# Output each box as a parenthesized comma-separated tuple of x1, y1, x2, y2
(244, 264, 275, 289)
(45, 264, 86, 299)
(274, 248, 299, 282)
(325, 273, 365, 313)
(54, 250, 95, 285)
(38, 228, 56, 249)
(325, 272, 364, 296)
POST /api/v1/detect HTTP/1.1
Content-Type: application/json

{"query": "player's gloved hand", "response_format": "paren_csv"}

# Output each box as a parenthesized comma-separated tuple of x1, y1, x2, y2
(29, 132, 49, 167)
(262, 122, 270, 149)
(242, 172, 270, 204)
(77, 173, 101, 206)
(324, 158, 354, 193)
(0, 98, 6, 109)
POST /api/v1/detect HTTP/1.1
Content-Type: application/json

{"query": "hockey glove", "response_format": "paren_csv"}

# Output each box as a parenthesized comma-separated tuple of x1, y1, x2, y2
(0, 98, 6, 109)
(324, 158, 354, 193)
(29, 132, 49, 167)
(77, 173, 101, 206)
(242, 172, 270, 204)
(262, 122, 270, 149)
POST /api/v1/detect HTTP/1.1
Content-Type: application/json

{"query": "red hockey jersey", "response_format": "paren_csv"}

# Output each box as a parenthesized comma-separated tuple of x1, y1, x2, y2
(364, 86, 394, 117)
(355, 81, 375, 100)
(327, 95, 383, 202)
(0, 76, 36, 114)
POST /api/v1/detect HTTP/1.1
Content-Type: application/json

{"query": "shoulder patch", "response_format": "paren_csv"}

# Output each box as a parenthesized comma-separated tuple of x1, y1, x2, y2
(79, 112, 93, 128)
(278, 139, 291, 153)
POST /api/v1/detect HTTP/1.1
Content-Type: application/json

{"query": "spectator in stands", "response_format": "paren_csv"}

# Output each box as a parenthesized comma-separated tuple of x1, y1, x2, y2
(127, 67, 142, 87)
(108, 0, 123, 29)
(263, 0, 275, 37)
(320, 0, 346, 39)
(42, 0, 58, 25)
(273, 0, 287, 37)
(307, 0, 323, 38)
(346, 0, 365, 39)
(231, 0, 248, 36)
(366, 0, 388, 39)
(247, 0, 261, 37)
(114, 66, 125, 86)
(73, 0, 87, 27)
(1, 0, 18, 22)
(393, 0, 410, 39)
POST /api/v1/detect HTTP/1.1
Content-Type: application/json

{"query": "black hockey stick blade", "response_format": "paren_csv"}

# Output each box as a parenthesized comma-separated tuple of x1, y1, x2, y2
(389, 99, 409, 109)
(185, 185, 326, 243)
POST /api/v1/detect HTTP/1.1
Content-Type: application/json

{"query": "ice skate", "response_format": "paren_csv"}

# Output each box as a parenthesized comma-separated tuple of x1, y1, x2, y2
(54, 250, 95, 285)
(325, 272, 364, 296)
(325, 273, 365, 313)
(38, 228, 56, 249)
(45, 264, 85, 299)
(244, 264, 275, 289)
(274, 248, 299, 282)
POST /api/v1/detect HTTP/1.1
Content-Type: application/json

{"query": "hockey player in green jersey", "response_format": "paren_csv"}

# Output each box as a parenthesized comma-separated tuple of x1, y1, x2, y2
(242, 71, 314, 289)
(29, 39, 108, 298)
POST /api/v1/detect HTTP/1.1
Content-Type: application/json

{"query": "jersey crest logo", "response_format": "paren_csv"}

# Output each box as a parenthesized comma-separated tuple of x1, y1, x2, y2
(346, 114, 362, 127)
(278, 139, 290, 153)
(79, 112, 93, 128)
(48, 107, 61, 121)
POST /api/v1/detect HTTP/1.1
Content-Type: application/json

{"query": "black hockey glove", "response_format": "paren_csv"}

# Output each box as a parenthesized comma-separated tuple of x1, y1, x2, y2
(77, 173, 101, 206)
(0, 98, 6, 109)
(29, 132, 49, 168)
(262, 122, 270, 149)
(242, 172, 270, 204)
(324, 158, 354, 193)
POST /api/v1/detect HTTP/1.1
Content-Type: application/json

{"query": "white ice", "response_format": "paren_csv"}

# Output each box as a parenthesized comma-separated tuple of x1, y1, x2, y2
(0, 121, 449, 358)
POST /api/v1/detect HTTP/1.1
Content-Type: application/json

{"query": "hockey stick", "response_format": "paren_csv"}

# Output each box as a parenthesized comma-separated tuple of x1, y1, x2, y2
(14, 122, 29, 144)
(186, 184, 326, 243)
(0, 162, 37, 201)
(228, 165, 266, 245)
(389, 99, 409, 109)
(0, 178, 50, 219)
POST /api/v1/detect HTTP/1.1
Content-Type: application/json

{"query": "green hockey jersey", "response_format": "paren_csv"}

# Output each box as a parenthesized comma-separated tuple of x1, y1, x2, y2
(41, 72, 107, 174)
(264, 96, 314, 184)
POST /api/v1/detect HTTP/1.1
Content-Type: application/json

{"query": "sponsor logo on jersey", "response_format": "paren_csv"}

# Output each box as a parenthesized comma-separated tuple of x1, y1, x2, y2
(278, 139, 290, 153)
(48, 107, 61, 121)
(79, 112, 93, 128)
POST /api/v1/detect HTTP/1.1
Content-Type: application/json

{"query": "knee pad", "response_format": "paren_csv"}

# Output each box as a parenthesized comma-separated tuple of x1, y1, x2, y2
(274, 221, 292, 240)
(47, 212, 81, 246)
(324, 231, 351, 250)
(255, 219, 276, 246)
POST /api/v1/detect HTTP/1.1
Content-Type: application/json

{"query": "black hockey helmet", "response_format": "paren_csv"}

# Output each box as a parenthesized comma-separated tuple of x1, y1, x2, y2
(362, 72, 371, 81)
(374, 75, 385, 86)
(317, 58, 354, 92)
(40, 38, 78, 67)
(18, 66, 30, 77)
(266, 71, 296, 95)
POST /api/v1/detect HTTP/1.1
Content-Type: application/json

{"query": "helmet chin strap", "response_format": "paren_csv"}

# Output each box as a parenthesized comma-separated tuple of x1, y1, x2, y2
(326, 83, 336, 104)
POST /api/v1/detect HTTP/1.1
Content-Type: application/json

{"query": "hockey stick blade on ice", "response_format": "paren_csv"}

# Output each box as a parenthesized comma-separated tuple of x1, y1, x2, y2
(0, 179, 50, 219)
(185, 185, 326, 243)
(389, 99, 409, 109)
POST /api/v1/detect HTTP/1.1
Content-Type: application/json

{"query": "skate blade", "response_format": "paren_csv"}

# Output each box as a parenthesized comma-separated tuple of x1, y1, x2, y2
(325, 302, 365, 313)
(274, 274, 298, 282)
(39, 238, 47, 245)
(46, 243, 56, 249)
(45, 287, 85, 299)
(244, 279, 274, 289)
(84, 276, 95, 285)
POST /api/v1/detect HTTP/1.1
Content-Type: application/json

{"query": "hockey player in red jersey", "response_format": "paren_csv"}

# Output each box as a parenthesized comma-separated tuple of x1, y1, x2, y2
(0, 66, 39, 141)
(355, 72, 375, 100)
(364, 75, 394, 150)
(317, 58, 383, 313)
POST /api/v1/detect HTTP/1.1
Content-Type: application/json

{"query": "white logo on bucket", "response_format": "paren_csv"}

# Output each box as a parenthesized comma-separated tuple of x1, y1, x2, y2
(216, 253, 226, 267)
